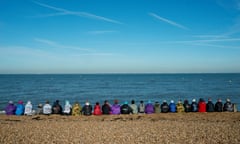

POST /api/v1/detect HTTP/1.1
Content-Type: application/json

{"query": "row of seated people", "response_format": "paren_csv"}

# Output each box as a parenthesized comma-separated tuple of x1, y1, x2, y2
(4, 98, 236, 116)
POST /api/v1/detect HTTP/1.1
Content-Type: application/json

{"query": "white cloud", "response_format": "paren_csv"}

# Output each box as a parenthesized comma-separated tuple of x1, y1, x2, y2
(149, 12, 189, 30)
(33, 1, 123, 24)
(87, 30, 117, 35)
(34, 38, 93, 52)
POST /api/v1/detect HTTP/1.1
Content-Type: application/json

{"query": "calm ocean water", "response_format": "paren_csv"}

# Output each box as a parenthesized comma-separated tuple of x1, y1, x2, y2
(0, 74, 240, 111)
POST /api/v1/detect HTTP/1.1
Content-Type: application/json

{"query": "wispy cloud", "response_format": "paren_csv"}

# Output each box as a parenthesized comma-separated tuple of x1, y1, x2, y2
(34, 38, 93, 52)
(33, 1, 123, 24)
(87, 30, 117, 35)
(171, 38, 240, 43)
(149, 12, 189, 30)
(192, 35, 228, 39)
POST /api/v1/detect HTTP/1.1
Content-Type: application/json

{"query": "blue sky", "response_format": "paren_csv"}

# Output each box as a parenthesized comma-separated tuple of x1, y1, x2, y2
(0, 0, 240, 74)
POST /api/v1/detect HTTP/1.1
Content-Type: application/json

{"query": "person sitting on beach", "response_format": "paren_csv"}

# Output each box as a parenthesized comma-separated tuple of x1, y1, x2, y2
(72, 102, 82, 116)
(24, 101, 33, 116)
(15, 100, 25, 116)
(161, 100, 169, 113)
(215, 99, 223, 112)
(198, 98, 206, 112)
(130, 100, 138, 114)
(52, 100, 63, 114)
(145, 100, 154, 114)
(223, 98, 234, 112)
(177, 100, 185, 113)
(169, 100, 176, 113)
(191, 99, 198, 112)
(36, 104, 43, 115)
(43, 101, 52, 115)
(138, 100, 145, 114)
(183, 100, 191, 112)
(5, 101, 16, 115)
(63, 100, 72, 115)
(111, 100, 121, 115)
(82, 101, 93, 116)
(102, 100, 111, 114)
(206, 98, 215, 112)
(121, 101, 133, 114)
(93, 102, 102, 115)
(154, 101, 161, 113)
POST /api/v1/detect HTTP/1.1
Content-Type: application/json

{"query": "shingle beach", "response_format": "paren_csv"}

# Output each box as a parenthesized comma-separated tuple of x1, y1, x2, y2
(0, 113, 239, 144)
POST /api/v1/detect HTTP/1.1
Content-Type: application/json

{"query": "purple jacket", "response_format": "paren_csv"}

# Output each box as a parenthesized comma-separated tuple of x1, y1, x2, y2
(5, 104, 16, 115)
(111, 104, 121, 115)
(145, 104, 154, 114)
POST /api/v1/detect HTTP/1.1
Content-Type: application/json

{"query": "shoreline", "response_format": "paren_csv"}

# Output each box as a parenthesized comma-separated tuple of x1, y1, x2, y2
(0, 113, 240, 144)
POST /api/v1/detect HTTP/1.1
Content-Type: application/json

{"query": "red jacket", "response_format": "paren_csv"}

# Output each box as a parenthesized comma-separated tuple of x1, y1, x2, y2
(198, 102, 206, 112)
(93, 105, 102, 115)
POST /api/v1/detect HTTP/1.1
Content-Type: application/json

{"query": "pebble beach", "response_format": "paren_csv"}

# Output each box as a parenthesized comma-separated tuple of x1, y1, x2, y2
(0, 113, 240, 144)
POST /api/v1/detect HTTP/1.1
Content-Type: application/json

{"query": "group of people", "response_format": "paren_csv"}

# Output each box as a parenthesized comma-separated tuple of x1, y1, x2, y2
(4, 98, 237, 116)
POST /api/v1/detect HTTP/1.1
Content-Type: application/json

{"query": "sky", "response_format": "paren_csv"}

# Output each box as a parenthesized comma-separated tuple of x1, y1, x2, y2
(0, 0, 240, 74)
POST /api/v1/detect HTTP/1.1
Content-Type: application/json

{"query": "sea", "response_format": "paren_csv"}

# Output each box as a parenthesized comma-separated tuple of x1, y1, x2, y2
(0, 74, 239, 111)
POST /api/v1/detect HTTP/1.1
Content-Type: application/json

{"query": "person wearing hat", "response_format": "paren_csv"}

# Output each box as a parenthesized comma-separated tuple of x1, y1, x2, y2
(161, 100, 169, 113)
(36, 103, 43, 115)
(169, 100, 176, 113)
(130, 100, 138, 114)
(111, 100, 121, 115)
(154, 101, 161, 113)
(214, 99, 223, 112)
(72, 101, 82, 116)
(206, 98, 215, 112)
(82, 101, 92, 116)
(24, 101, 33, 115)
(183, 100, 191, 112)
(138, 100, 145, 114)
(43, 100, 52, 115)
(15, 100, 25, 116)
(198, 98, 206, 112)
(223, 98, 234, 112)
(102, 100, 111, 115)
(176, 100, 185, 113)
(121, 101, 133, 114)
(5, 101, 16, 115)
(93, 102, 102, 115)
(52, 100, 63, 115)
(191, 99, 198, 112)
(145, 100, 154, 114)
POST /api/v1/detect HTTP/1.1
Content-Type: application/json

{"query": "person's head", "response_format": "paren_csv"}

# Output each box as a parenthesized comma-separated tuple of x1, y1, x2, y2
(104, 100, 108, 104)
(170, 100, 174, 104)
(178, 100, 182, 104)
(208, 98, 212, 102)
(124, 101, 128, 105)
(140, 100, 144, 104)
(65, 100, 70, 105)
(131, 100, 135, 104)
(86, 101, 90, 106)
(27, 101, 31, 105)
(96, 102, 99, 105)
(163, 100, 167, 103)
(226, 98, 230, 102)
(38, 104, 43, 108)
(46, 100, 49, 104)
(192, 99, 196, 103)
(148, 100, 152, 104)
(56, 100, 59, 104)
(199, 98, 204, 102)
(114, 99, 118, 104)
(184, 100, 188, 104)
(218, 98, 222, 102)
(8, 101, 13, 105)
(18, 100, 23, 104)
